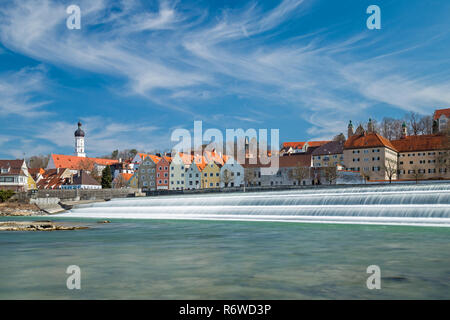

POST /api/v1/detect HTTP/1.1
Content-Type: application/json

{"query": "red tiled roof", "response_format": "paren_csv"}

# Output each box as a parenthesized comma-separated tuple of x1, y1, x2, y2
(433, 108, 450, 120)
(36, 168, 72, 189)
(344, 133, 397, 151)
(279, 154, 312, 167)
(282, 142, 306, 149)
(50, 154, 119, 170)
(119, 173, 133, 182)
(307, 141, 332, 147)
(0, 159, 25, 176)
(391, 134, 445, 152)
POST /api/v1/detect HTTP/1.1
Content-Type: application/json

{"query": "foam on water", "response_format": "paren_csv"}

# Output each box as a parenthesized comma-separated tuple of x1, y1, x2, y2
(60, 184, 450, 227)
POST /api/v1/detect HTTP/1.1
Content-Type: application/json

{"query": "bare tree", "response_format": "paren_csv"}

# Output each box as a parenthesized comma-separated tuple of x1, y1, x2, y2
(419, 115, 433, 135)
(289, 163, 310, 185)
(27, 155, 50, 169)
(333, 133, 346, 143)
(381, 117, 403, 140)
(323, 166, 337, 185)
(221, 169, 233, 187)
(243, 168, 257, 191)
(113, 174, 128, 188)
(382, 159, 397, 183)
(359, 168, 370, 184)
(410, 166, 425, 184)
(406, 111, 423, 136)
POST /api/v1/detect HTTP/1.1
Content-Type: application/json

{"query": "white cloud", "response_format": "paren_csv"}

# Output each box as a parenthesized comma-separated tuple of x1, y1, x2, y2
(0, 66, 51, 117)
(0, 0, 449, 139)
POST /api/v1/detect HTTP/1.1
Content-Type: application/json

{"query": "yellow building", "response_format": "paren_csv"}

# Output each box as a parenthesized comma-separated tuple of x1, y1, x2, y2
(128, 172, 139, 188)
(201, 161, 221, 189)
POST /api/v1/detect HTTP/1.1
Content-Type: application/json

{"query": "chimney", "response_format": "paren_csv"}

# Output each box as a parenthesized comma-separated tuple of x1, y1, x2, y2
(347, 120, 354, 138)
(401, 122, 407, 139)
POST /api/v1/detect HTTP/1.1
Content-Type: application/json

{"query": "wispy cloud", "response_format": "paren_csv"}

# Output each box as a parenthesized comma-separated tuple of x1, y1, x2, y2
(0, 66, 51, 117)
(0, 0, 449, 147)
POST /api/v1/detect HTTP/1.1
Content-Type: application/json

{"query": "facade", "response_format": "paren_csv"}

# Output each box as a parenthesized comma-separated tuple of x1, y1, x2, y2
(391, 134, 449, 180)
(242, 164, 262, 187)
(434, 108, 450, 132)
(186, 162, 204, 190)
(344, 118, 449, 181)
(110, 161, 134, 179)
(74, 121, 86, 157)
(128, 172, 139, 189)
(36, 168, 73, 189)
(344, 123, 399, 181)
(0, 159, 36, 191)
(137, 155, 160, 191)
(156, 156, 171, 190)
(61, 170, 101, 189)
(201, 161, 221, 189)
(169, 153, 192, 190)
(220, 157, 244, 187)
(312, 141, 345, 167)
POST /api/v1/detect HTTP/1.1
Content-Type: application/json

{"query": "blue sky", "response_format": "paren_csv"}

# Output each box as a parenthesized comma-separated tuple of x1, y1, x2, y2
(0, 0, 449, 158)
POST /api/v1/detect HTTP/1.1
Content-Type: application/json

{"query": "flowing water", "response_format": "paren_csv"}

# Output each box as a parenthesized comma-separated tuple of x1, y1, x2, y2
(1, 184, 449, 299)
(62, 184, 450, 227)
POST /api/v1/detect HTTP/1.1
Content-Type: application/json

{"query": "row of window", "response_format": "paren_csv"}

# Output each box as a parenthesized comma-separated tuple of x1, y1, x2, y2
(352, 149, 381, 154)
(399, 160, 436, 165)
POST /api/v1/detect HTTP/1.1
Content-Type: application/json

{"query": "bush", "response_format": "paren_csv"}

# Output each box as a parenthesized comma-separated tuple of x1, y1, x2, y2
(0, 190, 15, 202)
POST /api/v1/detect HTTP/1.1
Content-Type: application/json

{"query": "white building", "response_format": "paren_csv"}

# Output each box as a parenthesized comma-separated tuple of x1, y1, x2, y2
(185, 162, 203, 190)
(169, 153, 192, 190)
(220, 157, 244, 187)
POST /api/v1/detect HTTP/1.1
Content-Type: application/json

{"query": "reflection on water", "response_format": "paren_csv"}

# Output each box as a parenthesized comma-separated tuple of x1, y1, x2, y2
(1, 218, 449, 299)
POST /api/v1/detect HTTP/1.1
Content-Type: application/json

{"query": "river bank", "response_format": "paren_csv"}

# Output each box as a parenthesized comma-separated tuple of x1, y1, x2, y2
(0, 220, 89, 231)
(0, 203, 45, 216)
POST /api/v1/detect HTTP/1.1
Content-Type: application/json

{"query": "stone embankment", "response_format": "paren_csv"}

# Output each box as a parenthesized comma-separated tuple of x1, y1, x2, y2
(0, 203, 44, 216)
(0, 221, 89, 231)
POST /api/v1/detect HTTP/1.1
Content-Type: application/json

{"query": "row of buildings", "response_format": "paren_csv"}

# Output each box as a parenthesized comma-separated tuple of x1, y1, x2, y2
(1, 108, 449, 191)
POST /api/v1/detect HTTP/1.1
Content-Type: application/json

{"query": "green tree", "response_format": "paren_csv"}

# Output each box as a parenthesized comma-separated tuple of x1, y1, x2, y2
(101, 165, 112, 189)
(111, 150, 119, 159)
(0, 190, 15, 202)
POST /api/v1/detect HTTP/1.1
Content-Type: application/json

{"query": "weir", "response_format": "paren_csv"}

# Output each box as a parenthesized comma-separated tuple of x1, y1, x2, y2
(60, 184, 450, 227)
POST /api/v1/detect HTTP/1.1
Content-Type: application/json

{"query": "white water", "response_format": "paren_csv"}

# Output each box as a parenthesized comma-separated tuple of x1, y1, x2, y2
(60, 184, 450, 227)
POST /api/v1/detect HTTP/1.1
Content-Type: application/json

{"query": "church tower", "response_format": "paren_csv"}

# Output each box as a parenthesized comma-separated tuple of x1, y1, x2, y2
(347, 120, 354, 138)
(74, 121, 86, 157)
(401, 121, 407, 139)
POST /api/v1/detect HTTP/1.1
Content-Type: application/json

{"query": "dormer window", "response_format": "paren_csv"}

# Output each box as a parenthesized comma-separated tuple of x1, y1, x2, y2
(1, 167, 10, 173)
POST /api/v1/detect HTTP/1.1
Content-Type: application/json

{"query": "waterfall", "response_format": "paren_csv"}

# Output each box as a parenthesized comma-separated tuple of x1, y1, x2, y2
(61, 184, 450, 227)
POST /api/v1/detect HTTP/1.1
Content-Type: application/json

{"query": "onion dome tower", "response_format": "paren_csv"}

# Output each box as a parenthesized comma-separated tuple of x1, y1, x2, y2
(347, 120, 354, 138)
(74, 121, 86, 157)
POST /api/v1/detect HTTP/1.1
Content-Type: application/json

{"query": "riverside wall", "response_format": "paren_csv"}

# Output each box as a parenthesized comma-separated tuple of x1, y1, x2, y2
(14, 188, 137, 203)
